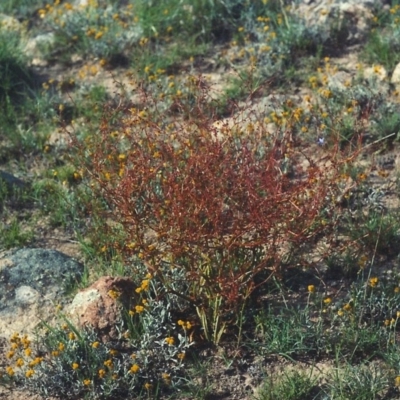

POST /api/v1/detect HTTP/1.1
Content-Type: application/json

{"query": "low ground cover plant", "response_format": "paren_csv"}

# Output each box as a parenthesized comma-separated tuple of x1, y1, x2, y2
(1, 281, 193, 399)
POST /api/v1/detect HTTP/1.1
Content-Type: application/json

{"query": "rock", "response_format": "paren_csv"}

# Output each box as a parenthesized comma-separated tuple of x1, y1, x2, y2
(67, 276, 136, 341)
(363, 65, 389, 90)
(24, 33, 55, 66)
(0, 170, 26, 189)
(74, 0, 89, 6)
(0, 248, 84, 338)
(338, 3, 374, 42)
(391, 62, 400, 89)
(292, 0, 375, 44)
(0, 13, 24, 33)
(326, 70, 353, 91)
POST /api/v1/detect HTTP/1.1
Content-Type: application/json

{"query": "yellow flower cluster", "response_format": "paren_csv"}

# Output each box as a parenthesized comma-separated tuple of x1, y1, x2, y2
(4, 332, 40, 378)
(135, 278, 150, 293)
(177, 320, 192, 330)
(129, 303, 146, 316)
(108, 289, 120, 299)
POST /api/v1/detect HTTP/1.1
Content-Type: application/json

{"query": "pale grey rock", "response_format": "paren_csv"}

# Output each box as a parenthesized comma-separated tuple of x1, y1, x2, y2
(327, 70, 353, 91)
(74, 0, 89, 6)
(363, 65, 388, 89)
(69, 288, 101, 309)
(15, 285, 40, 306)
(291, 0, 377, 44)
(0, 13, 23, 33)
(24, 33, 55, 66)
(0, 248, 83, 338)
(391, 62, 400, 87)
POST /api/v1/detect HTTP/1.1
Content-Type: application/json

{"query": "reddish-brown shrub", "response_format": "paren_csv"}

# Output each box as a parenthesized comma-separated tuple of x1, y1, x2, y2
(75, 79, 361, 340)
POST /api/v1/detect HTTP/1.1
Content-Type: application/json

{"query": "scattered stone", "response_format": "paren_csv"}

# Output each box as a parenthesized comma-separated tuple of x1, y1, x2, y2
(391, 62, 400, 89)
(24, 33, 55, 67)
(326, 70, 353, 91)
(292, 0, 376, 44)
(0, 13, 23, 33)
(363, 65, 389, 91)
(74, 0, 89, 6)
(0, 170, 25, 189)
(67, 276, 136, 341)
(0, 248, 84, 338)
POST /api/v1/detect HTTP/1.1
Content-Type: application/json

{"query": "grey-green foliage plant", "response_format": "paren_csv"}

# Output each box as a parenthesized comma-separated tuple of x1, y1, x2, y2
(256, 369, 318, 400)
(361, 5, 400, 74)
(0, 218, 34, 249)
(254, 305, 326, 357)
(8, 296, 192, 399)
(41, 2, 143, 61)
(315, 80, 400, 144)
(0, 0, 47, 17)
(242, 6, 349, 82)
(326, 274, 395, 359)
(326, 363, 389, 400)
(133, 0, 263, 42)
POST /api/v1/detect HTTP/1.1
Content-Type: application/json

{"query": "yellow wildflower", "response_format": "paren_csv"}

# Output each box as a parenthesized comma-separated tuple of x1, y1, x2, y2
(29, 357, 43, 367)
(109, 349, 118, 356)
(343, 303, 352, 311)
(162, 372, 171, 380)
(25, 369, 35, 378)
(165, 337, 175, 346)
(16, 358, 24, 367)
(369, 277, 378, 287)
(141, 279, 150, 290)
(358, 255, 368, 268)
(94, 31, 103, 40)
(130, 364, 140, 373)
(108, 289, 120, 299)
(6, 351, 15, 359)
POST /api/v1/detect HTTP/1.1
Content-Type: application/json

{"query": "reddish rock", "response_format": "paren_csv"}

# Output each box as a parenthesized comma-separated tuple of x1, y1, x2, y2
(67, 276, 136, 341)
